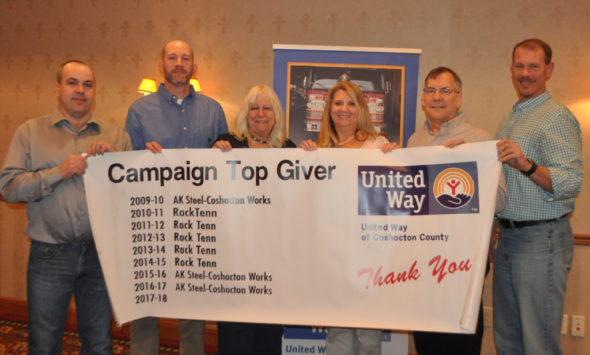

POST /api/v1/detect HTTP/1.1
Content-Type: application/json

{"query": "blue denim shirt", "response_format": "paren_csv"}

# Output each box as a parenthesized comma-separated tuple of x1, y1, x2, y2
(125, 84, 228, 150)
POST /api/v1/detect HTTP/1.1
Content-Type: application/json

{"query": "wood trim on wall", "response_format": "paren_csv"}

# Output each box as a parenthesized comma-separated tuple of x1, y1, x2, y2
(0, 296, 218, 352)
(574, 233, 590, 246)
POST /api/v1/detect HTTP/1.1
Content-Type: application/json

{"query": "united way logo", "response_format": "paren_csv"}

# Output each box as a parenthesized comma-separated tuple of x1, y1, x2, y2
(433, 168, 474, 209)
(358, 161, 479, 216)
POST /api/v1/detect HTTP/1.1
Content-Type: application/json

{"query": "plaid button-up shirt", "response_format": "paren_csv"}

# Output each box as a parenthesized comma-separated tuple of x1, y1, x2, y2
(496, 91, 582, 221)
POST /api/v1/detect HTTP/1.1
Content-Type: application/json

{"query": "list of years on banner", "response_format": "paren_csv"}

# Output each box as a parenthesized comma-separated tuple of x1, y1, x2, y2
(128, 193, 274, 306)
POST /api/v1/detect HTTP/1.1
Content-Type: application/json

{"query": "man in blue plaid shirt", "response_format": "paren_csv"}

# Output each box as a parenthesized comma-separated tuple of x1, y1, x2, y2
(494, 38, 583, 355)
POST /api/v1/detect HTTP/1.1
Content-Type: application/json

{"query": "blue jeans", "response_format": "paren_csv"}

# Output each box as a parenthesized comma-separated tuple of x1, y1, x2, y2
(493, 218, 573, 355)
(130, 317, 204, 355)
(217, 321, 283, 355)
(27, 239, 113, 355)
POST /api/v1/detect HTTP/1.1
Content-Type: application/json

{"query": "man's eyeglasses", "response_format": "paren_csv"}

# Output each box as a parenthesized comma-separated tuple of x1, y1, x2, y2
(423, 87, 459, 96)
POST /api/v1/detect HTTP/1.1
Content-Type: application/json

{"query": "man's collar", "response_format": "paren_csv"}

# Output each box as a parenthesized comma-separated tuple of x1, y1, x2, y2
(514, 91, 550, 111)
(425, 112, 464, 135)
(157, 83, 195, 103)
(51, 111, 100, 131)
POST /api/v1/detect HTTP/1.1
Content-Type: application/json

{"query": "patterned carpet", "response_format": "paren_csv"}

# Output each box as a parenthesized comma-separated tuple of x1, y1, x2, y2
(0, 319, 180, 354)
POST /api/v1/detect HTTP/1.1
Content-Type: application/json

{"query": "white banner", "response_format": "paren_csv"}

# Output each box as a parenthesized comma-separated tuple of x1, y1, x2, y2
(84, 141, 500, 333)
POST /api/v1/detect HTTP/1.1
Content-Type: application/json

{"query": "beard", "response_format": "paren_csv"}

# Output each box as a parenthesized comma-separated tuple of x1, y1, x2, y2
(164, 66, 193, 87)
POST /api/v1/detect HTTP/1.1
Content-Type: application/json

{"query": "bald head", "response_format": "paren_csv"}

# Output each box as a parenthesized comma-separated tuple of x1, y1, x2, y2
(57, 60, 95, 84)
(159, 40, 197, 98)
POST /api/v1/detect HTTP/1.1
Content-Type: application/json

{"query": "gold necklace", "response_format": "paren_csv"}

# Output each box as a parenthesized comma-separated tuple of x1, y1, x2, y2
(250, 136, 270, 145)
(336, 135, 355, 146)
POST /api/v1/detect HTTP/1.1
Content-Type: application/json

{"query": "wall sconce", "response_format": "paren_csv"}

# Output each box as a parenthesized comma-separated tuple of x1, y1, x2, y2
(190, 79, 202, 92)
(137, 78, 157, 95)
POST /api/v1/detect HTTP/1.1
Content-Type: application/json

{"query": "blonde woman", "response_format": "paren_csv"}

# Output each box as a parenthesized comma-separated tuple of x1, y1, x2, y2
(301, 81, 398, 355)
(300, 81, 397, 151)
(213, 85, 295, 151)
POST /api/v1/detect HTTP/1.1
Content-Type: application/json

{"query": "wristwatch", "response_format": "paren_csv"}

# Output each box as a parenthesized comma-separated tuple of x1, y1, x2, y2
(522, 159, 538, 176)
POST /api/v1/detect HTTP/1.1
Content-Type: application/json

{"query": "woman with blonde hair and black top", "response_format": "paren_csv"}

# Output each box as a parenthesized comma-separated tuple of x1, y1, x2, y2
(212, 84, 294, 355)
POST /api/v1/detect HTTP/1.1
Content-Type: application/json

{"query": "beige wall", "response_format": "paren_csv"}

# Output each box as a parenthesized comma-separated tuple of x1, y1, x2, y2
(1, 0, 589, 353)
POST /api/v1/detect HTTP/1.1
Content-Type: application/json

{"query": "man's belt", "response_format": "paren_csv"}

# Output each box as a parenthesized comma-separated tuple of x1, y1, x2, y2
(498, 214, 569, 229)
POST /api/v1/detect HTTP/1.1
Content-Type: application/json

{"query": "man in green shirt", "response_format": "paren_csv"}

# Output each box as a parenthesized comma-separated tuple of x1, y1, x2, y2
(494, 39, 583, 355)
